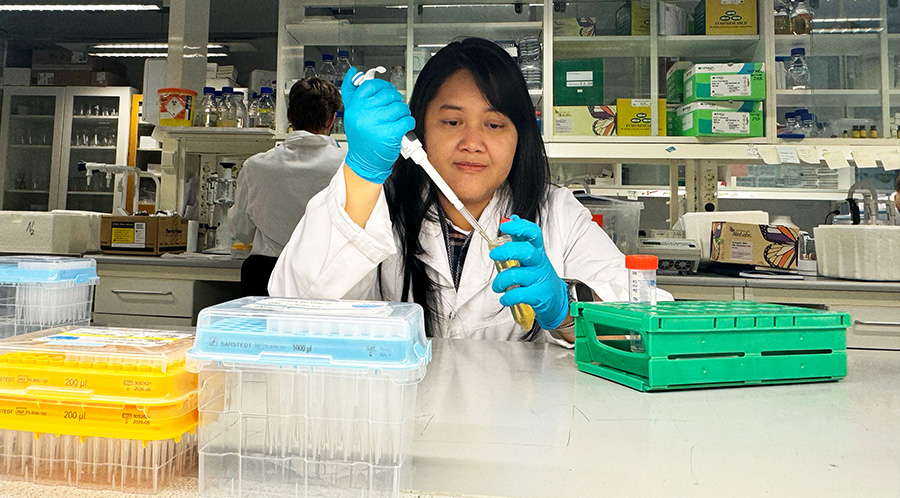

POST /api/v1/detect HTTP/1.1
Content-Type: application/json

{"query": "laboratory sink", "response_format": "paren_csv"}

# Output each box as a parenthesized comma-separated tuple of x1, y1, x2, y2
(814, 225, 900, 281)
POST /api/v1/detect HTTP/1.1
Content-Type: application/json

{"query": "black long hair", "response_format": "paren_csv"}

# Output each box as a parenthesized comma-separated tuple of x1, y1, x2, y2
(383, 37, 551, 337)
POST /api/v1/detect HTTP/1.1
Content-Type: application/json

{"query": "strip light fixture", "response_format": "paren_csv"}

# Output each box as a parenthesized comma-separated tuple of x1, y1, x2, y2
(93, 43, 225, 49)
(88, 52, 228, 57)
(0, 4, 160, 11)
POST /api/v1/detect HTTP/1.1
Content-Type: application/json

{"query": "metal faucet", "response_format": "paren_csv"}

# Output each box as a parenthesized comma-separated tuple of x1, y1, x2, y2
(846, 181, 898, 225)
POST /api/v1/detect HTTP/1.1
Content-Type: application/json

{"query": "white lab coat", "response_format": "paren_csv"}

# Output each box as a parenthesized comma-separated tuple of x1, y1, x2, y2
(270, 168, 668, 344)
(232, 130, 346, 257)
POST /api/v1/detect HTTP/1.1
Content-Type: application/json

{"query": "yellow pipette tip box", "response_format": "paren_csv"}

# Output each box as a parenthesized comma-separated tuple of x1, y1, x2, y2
(0, 326, 197, 405)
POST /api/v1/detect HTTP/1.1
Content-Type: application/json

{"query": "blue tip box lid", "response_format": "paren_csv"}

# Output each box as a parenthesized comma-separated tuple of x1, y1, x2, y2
(0, 256, 98, 285)
(187, 297, 431, 378)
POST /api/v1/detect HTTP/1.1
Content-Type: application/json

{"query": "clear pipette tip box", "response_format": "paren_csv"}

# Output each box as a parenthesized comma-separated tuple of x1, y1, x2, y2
(0, 256, 99, 339)
(187, 297, 431, 498)
(0, 326, 200, 493)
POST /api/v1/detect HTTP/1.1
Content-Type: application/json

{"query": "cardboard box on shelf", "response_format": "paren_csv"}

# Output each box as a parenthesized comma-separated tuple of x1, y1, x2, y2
(216, 65, 238, 82)
(677, 101, 763, 137)
(3, 67, 32, 86)
(206, 62, 218, 79)
(694, 0, 758, 35)
(665, 61, 693, 104)
(710, 222, 799, 270)
(100, 215, 189, 255)
(30, 69, 92, 86)
(31, 48, 76, 67)
(616, 98, 666, 136)
(553, 18, 596, 37)
(683, 62, 765, 103)
(553, 59, 603, 106)
(91, 71, 129, 87)
(659, 2, 688, 35)
(246, 69, 277, 95)
(615, 0, 651, 35)
(666, 103, 680, 135)
(553, 105, 617, 136)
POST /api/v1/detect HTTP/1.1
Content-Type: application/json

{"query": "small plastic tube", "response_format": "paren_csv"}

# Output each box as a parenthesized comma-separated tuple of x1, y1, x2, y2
(626, 255, 658, 353)
(489, 233, 536, 331)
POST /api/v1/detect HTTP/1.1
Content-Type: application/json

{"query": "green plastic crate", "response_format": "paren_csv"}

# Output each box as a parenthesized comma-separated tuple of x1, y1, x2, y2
(572, 301, 849, 392)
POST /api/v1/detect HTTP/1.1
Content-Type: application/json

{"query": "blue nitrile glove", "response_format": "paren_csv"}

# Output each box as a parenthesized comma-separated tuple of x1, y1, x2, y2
(489, 215, 569, 330)
(341, 67, 415, 184)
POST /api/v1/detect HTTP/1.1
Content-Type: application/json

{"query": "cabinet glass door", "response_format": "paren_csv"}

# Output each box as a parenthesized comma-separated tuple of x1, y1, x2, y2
(775, 0, 888, 139)
(64, 95, 121, 212)
(553, 0, 654, 139)
(1, 93, 60, 211)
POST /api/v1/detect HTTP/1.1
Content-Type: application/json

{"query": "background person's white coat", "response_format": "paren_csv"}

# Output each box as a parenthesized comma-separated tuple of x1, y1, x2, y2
(231, 130, 346, 257)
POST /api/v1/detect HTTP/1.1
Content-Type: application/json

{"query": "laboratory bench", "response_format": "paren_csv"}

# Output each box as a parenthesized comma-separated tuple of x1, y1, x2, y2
(0, 338, 897, 498)
(83, 253, 900, 350)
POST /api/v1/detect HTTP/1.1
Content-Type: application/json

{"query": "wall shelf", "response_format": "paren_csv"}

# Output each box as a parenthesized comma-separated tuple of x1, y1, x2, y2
(776, 89, 883, 107)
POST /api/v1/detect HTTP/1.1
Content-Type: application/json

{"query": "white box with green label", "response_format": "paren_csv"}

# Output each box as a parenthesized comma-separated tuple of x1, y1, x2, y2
(683, 63, 765, 103)
(677, 101, 763, 137)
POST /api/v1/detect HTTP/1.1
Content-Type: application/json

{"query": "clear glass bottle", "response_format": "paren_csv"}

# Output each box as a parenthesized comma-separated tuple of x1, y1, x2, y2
(785, 111, 798, 134)
(787, 48, 810, 90)
(213, 90, 225, 121)
(193, 86, 218, 127)
(335, 50, 351, 86)
(774, 0, 791, 35)
(319, 54, 337, 85)
(791, 0, 813, 35)
(247, 93, 259, 128)
(302, 60, 317, 81)
(257, 87, 275, 130)
(217, 87, 237, 127)
(333, 111, 344, 135)
(233, 91, 248, 128)
(774, 56, 789, 90)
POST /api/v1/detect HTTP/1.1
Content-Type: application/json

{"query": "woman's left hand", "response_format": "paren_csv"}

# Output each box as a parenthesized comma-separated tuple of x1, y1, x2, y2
(489, 215, 569, 330)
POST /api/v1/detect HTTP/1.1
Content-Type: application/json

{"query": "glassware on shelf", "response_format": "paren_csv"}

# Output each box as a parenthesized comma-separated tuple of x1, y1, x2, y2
(256, 87, 275, 130)
(335, 50, 351, 86)
(390, 65, 406, 91)
(194, 87, 218, 127)
(790, 0, 813, 35)
(787, 48, 810, 90)
(774, 0, 791, 35)
(302, 60, 317, 81)
(234, 92, 248, 128)
(319, 54, 337, 85)
(517, 35, 542, 90)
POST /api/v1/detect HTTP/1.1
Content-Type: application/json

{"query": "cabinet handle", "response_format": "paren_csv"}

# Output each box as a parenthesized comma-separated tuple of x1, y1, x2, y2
(111, 289, 174, 296)
(854, 320, 900, 328)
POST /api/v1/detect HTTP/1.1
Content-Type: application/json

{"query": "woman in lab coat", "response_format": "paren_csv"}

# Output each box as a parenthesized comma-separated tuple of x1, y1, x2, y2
(233, 78, 346, 296)
(270, 38, 646, 345)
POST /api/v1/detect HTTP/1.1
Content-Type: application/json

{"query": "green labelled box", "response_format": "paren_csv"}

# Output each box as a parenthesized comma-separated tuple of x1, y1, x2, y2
(684, 62, 765, 103)
(572, 301, 849, 392)
(677, 101, 763, 137)
(615, 0, 651, 35)
(666, 103, 680, 136)
(554, 59, 604, 106)
(553, 105, 617, 136)
(665, 61, 693, 104)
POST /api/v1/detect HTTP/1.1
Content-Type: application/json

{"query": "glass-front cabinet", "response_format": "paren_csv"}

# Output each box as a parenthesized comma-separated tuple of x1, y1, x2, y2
(0, 86, 134, 212)
(277, 0, 900, 206)
(0, 88, 64, 211)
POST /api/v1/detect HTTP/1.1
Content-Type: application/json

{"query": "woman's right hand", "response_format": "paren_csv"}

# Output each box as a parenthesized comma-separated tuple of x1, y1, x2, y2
(341, 67, 415, 185)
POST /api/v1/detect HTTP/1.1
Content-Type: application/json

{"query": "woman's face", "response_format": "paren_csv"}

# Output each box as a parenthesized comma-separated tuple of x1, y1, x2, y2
(423, 69, 518, 213)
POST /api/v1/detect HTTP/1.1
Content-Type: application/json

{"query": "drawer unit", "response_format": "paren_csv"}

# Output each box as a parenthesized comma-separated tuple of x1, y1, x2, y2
(95, 277, 195, 318)
(826, 305, 900, 351)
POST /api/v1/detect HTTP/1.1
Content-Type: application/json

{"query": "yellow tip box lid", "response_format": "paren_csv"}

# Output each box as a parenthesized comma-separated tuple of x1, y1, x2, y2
(0, 327, 197, 406)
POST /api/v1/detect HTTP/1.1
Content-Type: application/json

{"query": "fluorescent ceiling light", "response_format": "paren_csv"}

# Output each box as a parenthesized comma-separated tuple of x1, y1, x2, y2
(0, 4, 160, 11)
(89, 52, 228, 58)
(93, 43, 224, 49)
(811, 18, 881, 23)
(809, 27, 883, 34)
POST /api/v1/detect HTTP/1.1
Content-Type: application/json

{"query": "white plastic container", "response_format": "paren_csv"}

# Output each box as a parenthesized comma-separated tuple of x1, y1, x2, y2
(187, 297, 431, 498)
(0, 256, 98, 338)
(0, 210, 101, 255)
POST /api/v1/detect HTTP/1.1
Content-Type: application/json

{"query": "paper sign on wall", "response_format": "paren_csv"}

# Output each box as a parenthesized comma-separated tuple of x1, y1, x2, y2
(878, 150, 899, 171)
(821, 150, 850, 169)
(776, 146, 800, 164)
(852, 149, 879, 168)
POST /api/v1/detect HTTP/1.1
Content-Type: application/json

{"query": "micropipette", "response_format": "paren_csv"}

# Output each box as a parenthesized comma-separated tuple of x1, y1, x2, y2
(351, 67, 493, 245)
(353, 67, 535, 331)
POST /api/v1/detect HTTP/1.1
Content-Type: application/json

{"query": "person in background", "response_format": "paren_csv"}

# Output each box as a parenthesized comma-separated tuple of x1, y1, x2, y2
(233, 77, 345, 296)
(270, 38, 671, 345)
(894, 175, 900, 214)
